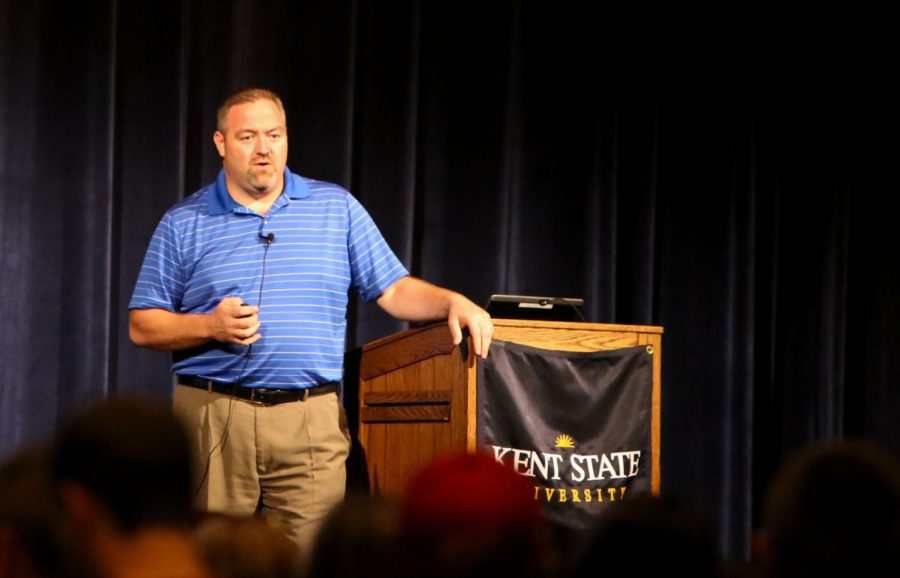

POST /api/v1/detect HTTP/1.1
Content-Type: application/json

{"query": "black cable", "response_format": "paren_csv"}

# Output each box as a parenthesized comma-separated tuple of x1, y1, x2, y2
(192, 233, 273, 499)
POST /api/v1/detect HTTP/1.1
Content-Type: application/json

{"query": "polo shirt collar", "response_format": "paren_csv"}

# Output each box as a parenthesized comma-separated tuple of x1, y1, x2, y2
(208, 167, 311, 215)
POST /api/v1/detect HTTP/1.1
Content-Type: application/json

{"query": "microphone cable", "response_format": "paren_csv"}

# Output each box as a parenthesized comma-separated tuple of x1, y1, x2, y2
(192, 231, 275, 499)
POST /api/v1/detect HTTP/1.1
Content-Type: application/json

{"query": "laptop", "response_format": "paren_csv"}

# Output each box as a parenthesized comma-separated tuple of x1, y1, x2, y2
(485, 294, 585, 322)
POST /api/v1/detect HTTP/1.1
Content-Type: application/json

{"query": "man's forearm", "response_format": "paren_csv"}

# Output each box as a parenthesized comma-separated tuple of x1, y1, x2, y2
(377, 276, 494, 357)
(130, 298, 262, 351)
(376, 276, 457, 321)
(129, 308, 214, 351)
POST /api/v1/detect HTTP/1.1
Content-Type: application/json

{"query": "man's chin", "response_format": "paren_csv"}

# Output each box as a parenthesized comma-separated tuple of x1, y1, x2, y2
(246, 172, 277, 193)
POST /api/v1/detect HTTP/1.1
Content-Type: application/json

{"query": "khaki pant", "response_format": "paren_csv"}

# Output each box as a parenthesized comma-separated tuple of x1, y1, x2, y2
(173, 384, 351, 553)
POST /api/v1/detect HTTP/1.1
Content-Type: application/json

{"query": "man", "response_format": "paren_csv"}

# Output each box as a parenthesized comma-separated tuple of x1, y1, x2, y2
(128, 87, 493, 551)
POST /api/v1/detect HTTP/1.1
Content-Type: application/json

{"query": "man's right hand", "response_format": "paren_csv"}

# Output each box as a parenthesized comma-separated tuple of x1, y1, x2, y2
(129, 298, 261, 352)
(208, 297, 261, 346)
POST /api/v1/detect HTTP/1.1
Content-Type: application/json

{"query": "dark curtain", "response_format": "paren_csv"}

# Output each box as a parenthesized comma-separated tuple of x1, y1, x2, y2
(2, 1, 898, 558)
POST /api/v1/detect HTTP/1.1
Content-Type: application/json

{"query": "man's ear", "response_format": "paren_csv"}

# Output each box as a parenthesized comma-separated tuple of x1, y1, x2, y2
(213, 131, 226, 158)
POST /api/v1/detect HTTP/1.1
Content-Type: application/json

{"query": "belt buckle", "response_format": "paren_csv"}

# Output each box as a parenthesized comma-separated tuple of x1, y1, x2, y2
(249, 388, 265, 405)
(302, 388, 310, 402)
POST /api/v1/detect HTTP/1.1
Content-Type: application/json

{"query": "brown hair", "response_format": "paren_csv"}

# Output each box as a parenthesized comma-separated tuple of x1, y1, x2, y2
(216, 88, 285, 133)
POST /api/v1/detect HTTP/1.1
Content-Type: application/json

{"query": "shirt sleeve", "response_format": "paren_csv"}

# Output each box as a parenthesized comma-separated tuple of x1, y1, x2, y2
(128, 212, 186, 311)
(346, 195, 409, 302)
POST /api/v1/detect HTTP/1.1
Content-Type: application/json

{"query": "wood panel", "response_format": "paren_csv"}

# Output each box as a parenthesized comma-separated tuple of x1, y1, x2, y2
(364, 390, 452, 405)
(358, 328, 470, 496)
(360, 324, 456, 380)
(638, 333, 663, 494)
(361, 405, 450, 422)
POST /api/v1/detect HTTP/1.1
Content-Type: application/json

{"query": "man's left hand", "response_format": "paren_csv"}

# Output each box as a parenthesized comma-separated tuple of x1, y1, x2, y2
(447, 293, 493, 359)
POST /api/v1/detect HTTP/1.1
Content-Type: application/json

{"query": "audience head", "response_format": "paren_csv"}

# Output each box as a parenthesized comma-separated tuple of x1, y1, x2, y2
(309, 492, 400, 578)
(399, 451, 550, 578)
(574, 493, 719, 578)
(194, 513, 304, 578)
(0, 446, 67, 578)
(52, 397, 194, 534)
(759, 439, 900, 578)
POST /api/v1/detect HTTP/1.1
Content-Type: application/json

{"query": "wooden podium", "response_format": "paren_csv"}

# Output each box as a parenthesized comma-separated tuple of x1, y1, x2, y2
(348, 319, 663, 497)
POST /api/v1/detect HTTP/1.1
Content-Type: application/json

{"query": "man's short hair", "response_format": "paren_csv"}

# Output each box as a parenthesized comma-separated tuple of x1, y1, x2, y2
(216, 87, 285, 133)
(52, 398, 194, 534)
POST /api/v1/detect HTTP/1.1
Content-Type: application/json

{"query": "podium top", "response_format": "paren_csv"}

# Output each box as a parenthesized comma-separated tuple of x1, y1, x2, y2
(360, 319, 663, 354)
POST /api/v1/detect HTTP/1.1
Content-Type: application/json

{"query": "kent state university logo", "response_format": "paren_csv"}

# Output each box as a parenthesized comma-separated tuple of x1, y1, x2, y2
(491, 433, 641, 504)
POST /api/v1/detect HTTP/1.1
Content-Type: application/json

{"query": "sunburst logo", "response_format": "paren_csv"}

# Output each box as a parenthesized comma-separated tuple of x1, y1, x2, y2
(554, 434, 575, 449)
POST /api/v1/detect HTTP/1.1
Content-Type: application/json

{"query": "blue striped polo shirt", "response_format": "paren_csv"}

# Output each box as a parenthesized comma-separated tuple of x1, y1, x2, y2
(128, 168, 409, 388)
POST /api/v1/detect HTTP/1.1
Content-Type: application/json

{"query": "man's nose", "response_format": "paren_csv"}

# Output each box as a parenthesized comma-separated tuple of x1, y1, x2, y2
(255, 134, 269, 154)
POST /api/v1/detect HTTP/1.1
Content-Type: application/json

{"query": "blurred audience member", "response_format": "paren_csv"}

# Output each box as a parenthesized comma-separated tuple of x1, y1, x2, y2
(194, 513, 304, 578)
(573, 494, 719, 578)
(0, 446, 66, 578)
(309, 492, 400, 578)
(398, 451, 554, 578)
(756, 440, 900, 578)
(720, 559, 762, 578)
(52, 398, 213, 578)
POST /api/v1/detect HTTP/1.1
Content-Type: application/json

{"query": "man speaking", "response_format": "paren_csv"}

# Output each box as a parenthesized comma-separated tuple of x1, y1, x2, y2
(128, 88, 493, 551)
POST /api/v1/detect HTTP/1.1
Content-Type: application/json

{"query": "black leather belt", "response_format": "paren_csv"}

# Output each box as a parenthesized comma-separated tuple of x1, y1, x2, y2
(177, 375, 339, 405)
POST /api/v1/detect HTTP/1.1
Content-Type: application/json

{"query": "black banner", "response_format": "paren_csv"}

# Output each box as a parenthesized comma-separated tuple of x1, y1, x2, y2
(477, 340, 654, 532)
